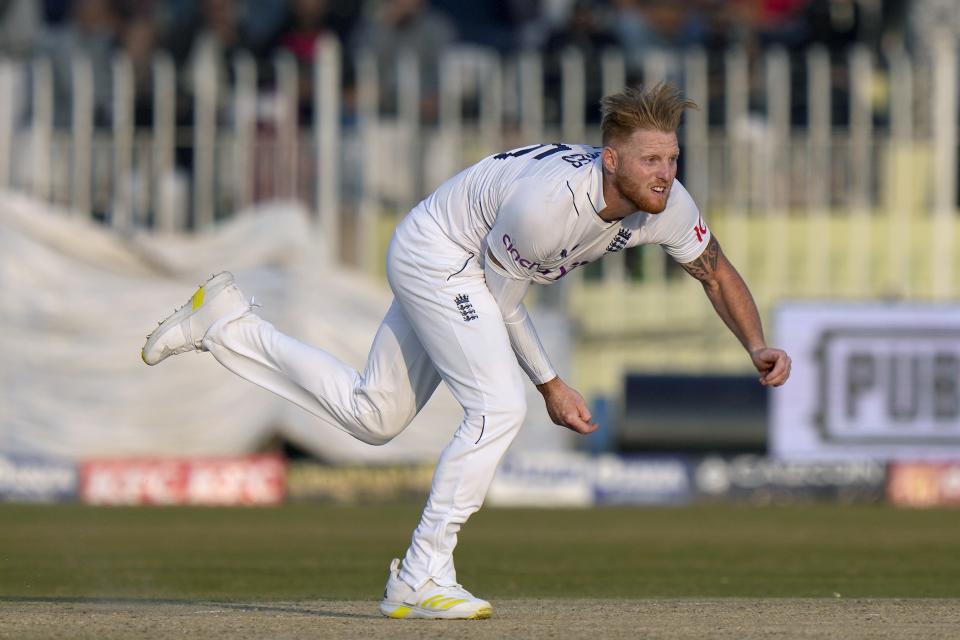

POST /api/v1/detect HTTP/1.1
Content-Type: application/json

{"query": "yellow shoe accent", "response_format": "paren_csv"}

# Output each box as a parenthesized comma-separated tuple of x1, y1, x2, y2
(428, 597, 455, 609)
(388, 605, 412, 619)
(439, 598, 467, 610)
(191, 286, 205, 310)
(140, 348, 148, 364)
(420, 595, 446, 608)
(468, 605, 492, 619)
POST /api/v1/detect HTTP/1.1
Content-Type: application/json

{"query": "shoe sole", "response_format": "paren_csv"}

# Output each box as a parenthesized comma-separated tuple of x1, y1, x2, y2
(379, 602, 492, 620)
(141, 272, 235, 365)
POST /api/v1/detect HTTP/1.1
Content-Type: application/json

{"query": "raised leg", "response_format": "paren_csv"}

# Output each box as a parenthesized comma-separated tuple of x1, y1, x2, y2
(203, 299, 442, 445)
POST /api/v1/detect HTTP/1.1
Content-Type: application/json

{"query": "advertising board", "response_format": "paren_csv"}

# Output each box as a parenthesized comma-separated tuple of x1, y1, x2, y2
(771, 303, 960, 460)
(592, 455, 693, 505)
(79, 454, 285, 506)
(694, 455, 886, 503)
(486, 452, 594, 507)
(0, 453, 77, 502)
(487, 453, 692, 507)
(887, 461, 960, 507)
(286, 462, 434, 502)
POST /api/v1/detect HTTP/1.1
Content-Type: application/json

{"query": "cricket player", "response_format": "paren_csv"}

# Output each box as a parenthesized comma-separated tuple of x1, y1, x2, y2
(142, 83, 791, 619)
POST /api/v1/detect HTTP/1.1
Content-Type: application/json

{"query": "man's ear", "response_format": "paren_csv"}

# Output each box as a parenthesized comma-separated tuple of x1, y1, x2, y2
(602, 146, 617, 174)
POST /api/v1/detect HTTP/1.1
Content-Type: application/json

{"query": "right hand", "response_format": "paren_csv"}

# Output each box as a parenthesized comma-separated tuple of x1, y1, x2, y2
(749, 346, 792, 387)
(536, 377, 599, 435)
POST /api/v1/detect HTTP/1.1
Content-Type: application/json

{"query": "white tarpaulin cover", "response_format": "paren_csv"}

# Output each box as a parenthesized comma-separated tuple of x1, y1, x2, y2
(0, 193, 571, 462)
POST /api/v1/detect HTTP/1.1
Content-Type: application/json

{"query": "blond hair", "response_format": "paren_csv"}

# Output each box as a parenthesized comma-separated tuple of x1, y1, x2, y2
(600, 83, 699, 144)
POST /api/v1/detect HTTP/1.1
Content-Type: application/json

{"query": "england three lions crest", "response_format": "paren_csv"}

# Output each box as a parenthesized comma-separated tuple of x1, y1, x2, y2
(454, 294, 478, 322)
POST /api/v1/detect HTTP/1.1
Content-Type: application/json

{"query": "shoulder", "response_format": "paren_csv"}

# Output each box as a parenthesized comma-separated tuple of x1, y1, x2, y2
(651, 180, 711, 263)
(500, 172, 577, 222)
(499, 178, 573, 240)
(490, 143, 600, 230)
(665, 180, 699, 219)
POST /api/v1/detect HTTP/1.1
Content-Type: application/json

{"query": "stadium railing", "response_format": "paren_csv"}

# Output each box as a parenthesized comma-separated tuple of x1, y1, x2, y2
(0, 37, 957, 389)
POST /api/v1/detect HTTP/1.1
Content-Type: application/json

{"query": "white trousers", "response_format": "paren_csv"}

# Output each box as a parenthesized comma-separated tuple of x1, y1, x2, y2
(203, 211, 527, 589)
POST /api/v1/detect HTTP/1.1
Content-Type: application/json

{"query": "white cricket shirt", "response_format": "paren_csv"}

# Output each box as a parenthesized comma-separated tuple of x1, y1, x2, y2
(420, 143, 711, 280)
(412, 142, 712, 384)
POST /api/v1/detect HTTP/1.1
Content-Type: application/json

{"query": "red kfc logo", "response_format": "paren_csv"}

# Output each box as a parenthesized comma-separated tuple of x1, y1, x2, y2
(693, 216, 708, 243)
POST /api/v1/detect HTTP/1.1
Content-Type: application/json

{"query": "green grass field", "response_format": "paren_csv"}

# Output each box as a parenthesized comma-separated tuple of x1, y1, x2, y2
(2, 503, 959, 602)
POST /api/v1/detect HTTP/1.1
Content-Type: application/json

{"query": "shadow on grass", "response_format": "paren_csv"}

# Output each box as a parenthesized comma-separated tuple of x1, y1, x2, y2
(0, 596, 380, 620)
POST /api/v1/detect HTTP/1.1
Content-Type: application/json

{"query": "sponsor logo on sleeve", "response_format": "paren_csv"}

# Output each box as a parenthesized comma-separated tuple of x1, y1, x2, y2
(561, 151, 601, 169)
(693, 216, 708, 243)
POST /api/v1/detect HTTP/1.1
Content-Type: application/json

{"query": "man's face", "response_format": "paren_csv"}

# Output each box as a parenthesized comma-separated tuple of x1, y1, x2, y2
(606, 129, 679, 214)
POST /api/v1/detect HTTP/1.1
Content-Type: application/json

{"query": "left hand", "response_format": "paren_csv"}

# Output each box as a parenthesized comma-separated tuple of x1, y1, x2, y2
(536, 377, 599, 435)
(750, 347, 791, 387)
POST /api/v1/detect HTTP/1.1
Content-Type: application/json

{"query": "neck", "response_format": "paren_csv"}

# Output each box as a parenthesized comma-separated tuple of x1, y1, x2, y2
(598, 170, 635, 222)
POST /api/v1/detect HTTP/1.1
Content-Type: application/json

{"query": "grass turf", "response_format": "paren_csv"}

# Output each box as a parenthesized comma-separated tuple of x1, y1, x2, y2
(1, 503, 958, 601)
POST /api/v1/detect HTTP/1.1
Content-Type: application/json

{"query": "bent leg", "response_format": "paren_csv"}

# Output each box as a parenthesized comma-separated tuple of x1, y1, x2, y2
(203, 299, 441, 445)
(387, 224, 528, 589)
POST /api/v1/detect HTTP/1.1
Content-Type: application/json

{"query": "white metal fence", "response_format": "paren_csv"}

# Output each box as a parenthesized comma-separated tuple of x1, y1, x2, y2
(2, 37, 958, 381)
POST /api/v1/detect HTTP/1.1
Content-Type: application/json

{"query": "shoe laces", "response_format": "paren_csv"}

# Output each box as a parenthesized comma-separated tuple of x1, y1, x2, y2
(449, 583, 473, 598)
(427, 580, 473, 600)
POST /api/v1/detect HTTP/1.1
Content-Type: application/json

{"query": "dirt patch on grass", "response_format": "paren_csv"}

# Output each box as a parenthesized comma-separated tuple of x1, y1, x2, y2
(2, 598, 958, 639)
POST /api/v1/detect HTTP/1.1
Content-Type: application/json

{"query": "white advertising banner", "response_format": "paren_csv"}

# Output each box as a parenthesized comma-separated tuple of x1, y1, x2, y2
(771, 302, 960, 460)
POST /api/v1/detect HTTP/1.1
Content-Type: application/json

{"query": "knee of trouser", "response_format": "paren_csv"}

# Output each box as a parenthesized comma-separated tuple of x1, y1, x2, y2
(358, 430, 394, 446)
(353, 405, 415, 446)
(484, 391, 527, 431)
(352, 416, 400, 446)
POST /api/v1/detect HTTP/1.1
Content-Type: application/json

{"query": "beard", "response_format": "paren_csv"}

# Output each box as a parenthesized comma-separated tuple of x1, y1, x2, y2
(615, 168, 671, 214)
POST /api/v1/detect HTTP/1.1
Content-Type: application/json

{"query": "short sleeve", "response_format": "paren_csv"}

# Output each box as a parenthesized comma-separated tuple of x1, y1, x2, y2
(656, 181, 712, 264)
(486, 178, 566, 279)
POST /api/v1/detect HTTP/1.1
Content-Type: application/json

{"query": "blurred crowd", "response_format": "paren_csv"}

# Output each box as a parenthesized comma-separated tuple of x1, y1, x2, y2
(0, 0, 920, 60)
(0, 0, 947, 129)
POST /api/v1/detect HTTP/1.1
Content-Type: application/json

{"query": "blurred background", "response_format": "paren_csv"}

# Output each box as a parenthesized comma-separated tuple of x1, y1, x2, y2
(0, 0, 958, 509)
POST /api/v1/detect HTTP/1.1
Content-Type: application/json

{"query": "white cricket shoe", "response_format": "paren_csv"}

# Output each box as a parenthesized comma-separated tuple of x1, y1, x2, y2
(141, 271, 248, 366)
(379, 558, 492, 620)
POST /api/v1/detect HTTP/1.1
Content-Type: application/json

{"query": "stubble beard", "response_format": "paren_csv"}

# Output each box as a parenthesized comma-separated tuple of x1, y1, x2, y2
(616, 169, 671, 215)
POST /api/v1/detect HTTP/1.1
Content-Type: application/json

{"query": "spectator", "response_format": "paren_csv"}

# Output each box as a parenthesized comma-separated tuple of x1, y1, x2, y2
(749, 0, 811, 49)
(118, 8, 160, 127)
(273, 0, 336, 57)
(165, 0, 257, 74)
(804, 0, 862, 53)
(239, 0, 288, 54)
(35, 0, 122, 128)
(432, 0, 529, 52)
(609, 0, 669, 73)
(542, 0, 617, 123)
(350, 0, 458, 120)
(0, 0, 42, 57)
(543, 0, 617, 55)
(42, 0, 72, 25)
(266, 0, 338, 120)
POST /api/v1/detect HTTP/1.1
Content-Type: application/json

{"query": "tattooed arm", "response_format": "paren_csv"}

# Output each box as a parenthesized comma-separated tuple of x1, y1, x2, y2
(680, 235, 792, 386)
